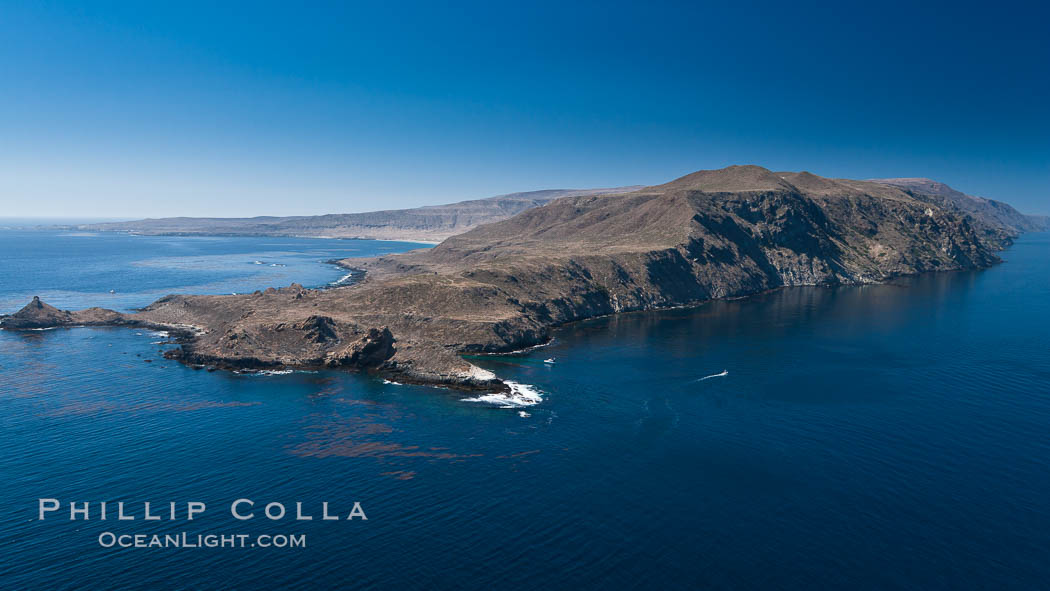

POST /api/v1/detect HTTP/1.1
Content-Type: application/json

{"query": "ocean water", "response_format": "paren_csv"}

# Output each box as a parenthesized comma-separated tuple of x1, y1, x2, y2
(1, 229, 1049, 590)
(0, 229, 427, 312)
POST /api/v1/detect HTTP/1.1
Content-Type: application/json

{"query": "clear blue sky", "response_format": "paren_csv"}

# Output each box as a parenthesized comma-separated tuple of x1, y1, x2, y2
(2, 0, 1047, 217)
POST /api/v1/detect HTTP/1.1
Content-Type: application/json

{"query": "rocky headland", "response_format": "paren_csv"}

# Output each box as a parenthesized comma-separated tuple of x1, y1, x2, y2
(2, 166, 1037, 392)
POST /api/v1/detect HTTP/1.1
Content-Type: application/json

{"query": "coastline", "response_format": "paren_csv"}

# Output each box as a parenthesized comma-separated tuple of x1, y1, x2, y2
(41, 226, 446, 245)
(0, 259, 1005, 393)
(13, 224, 443, 245)
(1, 167, 1028, 393)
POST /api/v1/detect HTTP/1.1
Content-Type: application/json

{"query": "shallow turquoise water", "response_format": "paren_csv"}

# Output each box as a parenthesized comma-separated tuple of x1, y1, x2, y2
(1, 230, 1048, 590)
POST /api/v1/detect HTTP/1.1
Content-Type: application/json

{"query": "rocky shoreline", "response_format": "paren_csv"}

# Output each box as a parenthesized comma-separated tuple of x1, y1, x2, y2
(1, 166, 1031, 392)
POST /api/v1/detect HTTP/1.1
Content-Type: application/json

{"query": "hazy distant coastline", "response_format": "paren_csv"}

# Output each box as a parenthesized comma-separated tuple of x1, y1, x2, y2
(0, 217, 135, 230)
(21, 175, 1046, 245)
(65, 187, 642, 243)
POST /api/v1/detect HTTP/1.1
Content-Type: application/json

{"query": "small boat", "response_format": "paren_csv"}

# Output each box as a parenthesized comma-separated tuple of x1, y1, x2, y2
(543, 358, 555, 364)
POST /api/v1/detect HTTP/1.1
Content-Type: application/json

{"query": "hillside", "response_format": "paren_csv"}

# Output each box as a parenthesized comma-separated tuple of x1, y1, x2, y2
(70, 175, 1044, 245)
(868, 177, 1046, 234)
(3, 166, 1019, 394)
(76, 187, 641, 242)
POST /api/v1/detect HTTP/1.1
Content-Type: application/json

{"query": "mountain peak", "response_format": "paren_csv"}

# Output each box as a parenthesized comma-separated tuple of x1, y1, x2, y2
(653, 165, 792, 193)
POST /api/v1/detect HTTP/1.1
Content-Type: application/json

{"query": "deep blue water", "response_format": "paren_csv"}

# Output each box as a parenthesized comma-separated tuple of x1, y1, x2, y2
(1, 230, 1049, 590)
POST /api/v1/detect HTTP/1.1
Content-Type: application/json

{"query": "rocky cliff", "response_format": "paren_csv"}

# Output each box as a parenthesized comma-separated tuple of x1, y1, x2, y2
(2, 166, 1020, 391)
(869, 177, 1047, 234)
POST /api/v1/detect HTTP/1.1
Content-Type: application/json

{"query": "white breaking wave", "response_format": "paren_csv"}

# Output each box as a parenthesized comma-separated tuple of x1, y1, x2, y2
(382, 379, 404, 386)
(237, 369, 293, 376)
(461, 381, 543, 408)
(696, 370, 729, 381)
(331, 272, 354, 285)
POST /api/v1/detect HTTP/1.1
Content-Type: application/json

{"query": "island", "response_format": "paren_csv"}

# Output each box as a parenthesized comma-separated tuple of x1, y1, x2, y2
(3, 165, 1045, 393)
(71, 187, 642, 242)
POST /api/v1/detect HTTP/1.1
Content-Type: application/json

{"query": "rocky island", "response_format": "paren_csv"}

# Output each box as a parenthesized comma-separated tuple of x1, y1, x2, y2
(3, 166, 1043, 393)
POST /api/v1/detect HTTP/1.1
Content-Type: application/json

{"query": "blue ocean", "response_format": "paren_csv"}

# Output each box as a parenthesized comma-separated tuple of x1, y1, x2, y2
(1, 227, 1049, 590)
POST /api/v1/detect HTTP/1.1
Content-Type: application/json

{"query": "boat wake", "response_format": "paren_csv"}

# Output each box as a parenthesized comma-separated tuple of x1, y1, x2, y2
(696, 370, 728, 381)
